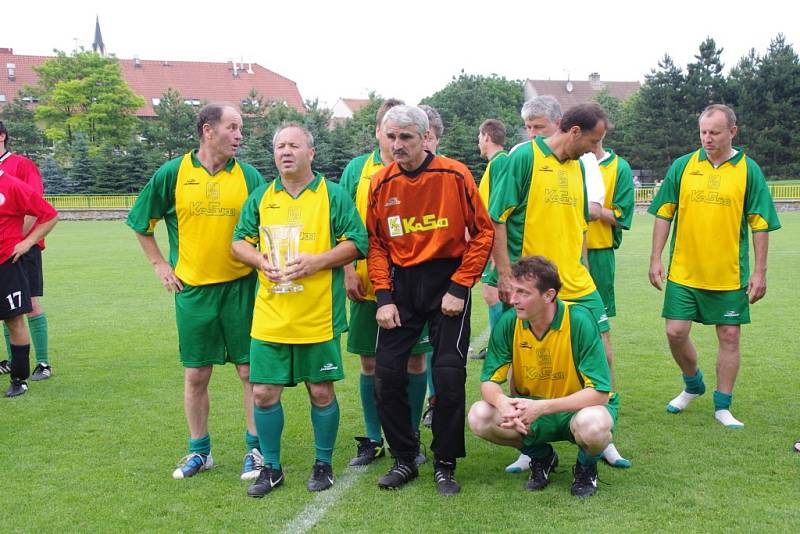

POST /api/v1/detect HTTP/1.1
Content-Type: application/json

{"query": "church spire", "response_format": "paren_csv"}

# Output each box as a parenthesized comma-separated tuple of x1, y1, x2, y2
(92, 15, 105, 56)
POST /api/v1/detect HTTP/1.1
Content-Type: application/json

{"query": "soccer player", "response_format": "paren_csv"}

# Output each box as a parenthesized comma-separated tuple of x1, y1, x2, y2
(0, 169, 58, 397)
(367, 105, 494, 495)
(473, 119, 509, 361)
(0, 122, 53, 381)
(468, 256, 615, 498)
(127, 103, 266, 480)
(648, 103, 781, 428)
(232, 123, 367, 498)
(339, 99, 431, 467)
(585, 135, 635, 467)
(491, 102, 625, 472)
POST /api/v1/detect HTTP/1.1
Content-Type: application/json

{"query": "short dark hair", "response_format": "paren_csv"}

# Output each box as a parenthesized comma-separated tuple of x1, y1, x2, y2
(0, 121, 8, 145)
(480, 119, 506, 146)
(376, 98, 404, 127)
(511, 256, 562, 295)
(196, 103, 232, 139)
(559, 103, 608, 133)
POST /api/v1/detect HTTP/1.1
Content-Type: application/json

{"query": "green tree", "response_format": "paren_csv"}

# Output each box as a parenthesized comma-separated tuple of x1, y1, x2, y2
(142, 88, 197, 161)
(238, 89, 273, 176)
(121, 137, 155, 193)
(33, 49, 144, 146)
(685, 38, 728, 113)
(0, 94, 48, 160)
(92, 145, 129, 193)
(420, 73, 525, 176)
(68, 133, 96, 193)
(40, 156, 69, 194)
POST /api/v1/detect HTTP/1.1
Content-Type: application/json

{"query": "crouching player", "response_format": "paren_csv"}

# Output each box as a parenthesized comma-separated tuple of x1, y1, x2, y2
(468, 256, 617, 497)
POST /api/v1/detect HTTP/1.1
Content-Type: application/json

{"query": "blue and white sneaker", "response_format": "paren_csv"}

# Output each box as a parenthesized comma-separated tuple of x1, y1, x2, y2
(241, 448, 263, 481)
(172, 453, 214, 480)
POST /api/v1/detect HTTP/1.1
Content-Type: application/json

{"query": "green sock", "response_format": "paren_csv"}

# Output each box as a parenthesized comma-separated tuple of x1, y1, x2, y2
(311, 398, 340, 466)
(255, 403, 284, 469)
(683, 368, 706, 395)
(426, 352, 435, 396)
(489, 302, 504, 329)
(28, 314, 49, 365)
(577, 447, 602, 466)
(3, 323, 10, 360)
(521, 443, 553, 460)
(188, 433, 211, 456)
(359, 374, 382, 443)
(245, 430, 260, 453)
(713, 390, 732, 411)
(408, 372, 427, 431)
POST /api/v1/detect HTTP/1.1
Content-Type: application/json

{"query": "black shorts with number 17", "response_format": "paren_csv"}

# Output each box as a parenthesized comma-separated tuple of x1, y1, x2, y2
(0, 257, 32, 320)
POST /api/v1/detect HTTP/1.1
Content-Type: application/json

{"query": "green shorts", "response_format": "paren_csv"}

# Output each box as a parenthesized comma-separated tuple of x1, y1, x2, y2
(250, 336, 344, 385)
(347, 299, 432, 356)
(174, 272, 256, 368)
(521, 393, 619, 449)
(663, 280, 750, 325)
(566, 290, 610, 333)
(587, 248, 616, 317)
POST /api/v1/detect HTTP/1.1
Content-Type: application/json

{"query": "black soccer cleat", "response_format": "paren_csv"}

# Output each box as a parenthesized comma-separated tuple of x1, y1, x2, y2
(349, 437, 385, 466)
(31, 363, 52, 381)
(247, 464, 284, 497)
(378, 459, 418, 490)
(5, 379, 28, 398)
(433, 460, 460, 496)
(525, 450, 559, 491)
(570, 461, 599, 498)
(307, 460, 335, 492)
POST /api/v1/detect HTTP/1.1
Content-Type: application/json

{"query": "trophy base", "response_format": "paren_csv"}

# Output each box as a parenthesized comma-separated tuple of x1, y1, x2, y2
(269, 282, 304, 294)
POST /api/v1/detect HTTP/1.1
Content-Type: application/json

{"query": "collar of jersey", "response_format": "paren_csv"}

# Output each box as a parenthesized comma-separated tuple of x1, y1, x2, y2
(189, 149, 236, 174)
(489, 149, 508, 162)
(522, 298, 566, 340)
(697, 146, 745, 166)
(371, 148, 384, 166)
(598, 150, 616, 167)
(273, 172, 324, 195)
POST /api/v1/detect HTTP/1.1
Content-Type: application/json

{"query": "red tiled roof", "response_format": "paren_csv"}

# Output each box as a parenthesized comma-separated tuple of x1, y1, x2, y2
(341, 98, 370, 114)
(525, 78, 640, 110)
(0, 49, 305, 117)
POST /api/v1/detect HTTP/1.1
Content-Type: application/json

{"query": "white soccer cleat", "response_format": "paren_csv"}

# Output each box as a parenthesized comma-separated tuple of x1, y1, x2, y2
(172, 453, 214, 480)
(714, 409, 744, 429)
(505, 453, 531, 473)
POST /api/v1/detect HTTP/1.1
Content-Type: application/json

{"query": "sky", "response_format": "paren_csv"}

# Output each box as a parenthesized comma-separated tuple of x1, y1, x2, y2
(6, 1, 798, 108)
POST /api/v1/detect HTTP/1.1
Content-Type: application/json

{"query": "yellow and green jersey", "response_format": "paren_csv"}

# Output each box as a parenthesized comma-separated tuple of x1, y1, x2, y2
(586, 150, 635, 250)
(478, 149, 509, 208)
(481, 300, 611, 399)
(489, 136, 595, 300)
(648, 148, 781, 290)
(126, 151, 265, 286)
(338, 149, 385, 301)
(233, 173, 368, 344)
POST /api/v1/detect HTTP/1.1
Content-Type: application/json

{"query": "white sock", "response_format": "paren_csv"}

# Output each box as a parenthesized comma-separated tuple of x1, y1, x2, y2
(505, 453, 530, 473)
(602, 443, 631, 468)
(714, 409, 744, 428)
(667, 390, 701, 412)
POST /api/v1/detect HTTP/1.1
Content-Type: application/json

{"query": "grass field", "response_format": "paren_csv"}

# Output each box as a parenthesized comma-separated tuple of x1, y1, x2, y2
(3, 213, 799, 533)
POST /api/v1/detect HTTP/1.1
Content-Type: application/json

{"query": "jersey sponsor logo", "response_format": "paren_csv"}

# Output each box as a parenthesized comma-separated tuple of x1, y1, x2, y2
(689, 190, 731, 206)
(522, 365, 566, 381)
(182, 178, 200, 185)
(320, 362, 339, 372)
(544, 189, 577, 206)
(264, 202, 280, 209)
(387, 216, 404, 237)
(688, 170, 703, 176)
(519, 341, 532, 349)
(538, 165, 554, 173)
(300, 231, 317, 241)
(401, 214, 448, 234)
(189, 202, 236, 216)
(385, 197, 401, 207)
(723, 310, 740, 318)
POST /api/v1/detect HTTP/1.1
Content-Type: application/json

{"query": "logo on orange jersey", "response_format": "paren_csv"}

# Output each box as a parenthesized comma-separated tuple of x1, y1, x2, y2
(386, 214, 449, 237)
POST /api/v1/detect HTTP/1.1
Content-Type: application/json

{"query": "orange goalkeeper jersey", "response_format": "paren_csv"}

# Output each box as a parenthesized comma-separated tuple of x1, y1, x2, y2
(366, 153, 494, 296)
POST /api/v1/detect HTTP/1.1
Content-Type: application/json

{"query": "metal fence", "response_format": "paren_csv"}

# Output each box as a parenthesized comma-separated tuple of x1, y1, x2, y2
(45, 185, 800, 209)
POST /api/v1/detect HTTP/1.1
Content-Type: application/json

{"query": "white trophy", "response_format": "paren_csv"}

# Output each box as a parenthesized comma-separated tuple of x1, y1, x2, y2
(260, 224, 304, 293)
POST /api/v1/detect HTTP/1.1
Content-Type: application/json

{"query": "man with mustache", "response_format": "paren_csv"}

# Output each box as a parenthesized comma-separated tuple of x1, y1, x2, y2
(367, 105, 494, 495)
